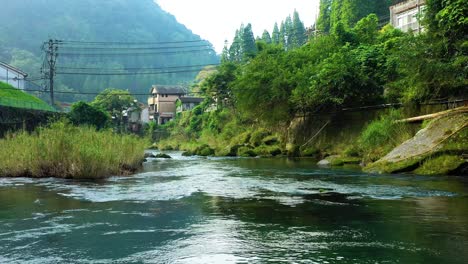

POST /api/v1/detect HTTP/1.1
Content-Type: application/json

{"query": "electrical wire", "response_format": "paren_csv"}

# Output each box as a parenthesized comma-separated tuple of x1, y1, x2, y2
(55, 68, 213, 76)
(56, 39, 209, 45)
(57, 44, 213, 51)
(56, 64, 219, 71)
(57, 48, 216, 57)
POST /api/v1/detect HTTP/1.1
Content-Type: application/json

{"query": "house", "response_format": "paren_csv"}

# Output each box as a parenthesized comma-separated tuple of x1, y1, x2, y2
(125, 102, 149, 133)
(148, 85, 187, 125)
(0, 61, 28, 90)
(176, 97, 204, 113)
(390, 0, 426, 33)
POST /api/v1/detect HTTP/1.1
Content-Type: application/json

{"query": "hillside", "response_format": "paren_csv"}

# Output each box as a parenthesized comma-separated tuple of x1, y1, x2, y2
(0, 0, 219, 102)
(0, 82, 55, 112)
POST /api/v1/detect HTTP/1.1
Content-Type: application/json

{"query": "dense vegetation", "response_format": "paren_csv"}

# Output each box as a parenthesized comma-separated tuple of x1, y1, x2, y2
(158, 0, 467, 165)
(0, 121, 147, 179)
(0, 0, 219, 103)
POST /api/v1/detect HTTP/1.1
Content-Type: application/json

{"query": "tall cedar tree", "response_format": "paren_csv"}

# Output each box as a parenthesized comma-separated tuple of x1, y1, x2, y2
(241, 24, 258, 59)
(272, 23, 281, 44)
(292, 10, 307, 48)
(261, 30, 272, 44)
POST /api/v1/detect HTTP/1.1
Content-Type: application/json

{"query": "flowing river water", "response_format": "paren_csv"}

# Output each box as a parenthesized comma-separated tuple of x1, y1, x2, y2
(1, 152, 467, 263)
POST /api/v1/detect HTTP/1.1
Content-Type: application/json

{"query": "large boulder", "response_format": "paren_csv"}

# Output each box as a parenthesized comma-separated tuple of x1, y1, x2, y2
(365, 112, 467, 174)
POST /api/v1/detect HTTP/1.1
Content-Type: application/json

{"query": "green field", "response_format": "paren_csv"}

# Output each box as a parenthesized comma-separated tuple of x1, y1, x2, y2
(0, 82, 55, 112)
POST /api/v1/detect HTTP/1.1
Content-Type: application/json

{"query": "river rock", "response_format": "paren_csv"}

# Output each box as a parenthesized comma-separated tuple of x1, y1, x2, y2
(365, 112, 468, 174)
(155, 153, 172, 159)
(144, 153, 156, 158)
(317, 159, 331, 166)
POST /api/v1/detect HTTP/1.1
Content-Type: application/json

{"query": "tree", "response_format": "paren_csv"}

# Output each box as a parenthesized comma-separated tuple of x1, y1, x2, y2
(229, 26, 244, 62)
(233, 45, 294, 124)
(68, 101, 110, 130)
(353, 14, 379, 44)
(272, 22, 281, 44)
(292, 10, 307, 48)
(424, 0, 467, 56)
(91, 88, 136, 132)
(241, 23, 258, 59)
(261, 30, 272, 44)
(200, 62, 238, 109)
(279, 21, 286, 47)
(284, 15, 294, 49)
(317, 0, 333, 33)
(221, 40, 230, 62)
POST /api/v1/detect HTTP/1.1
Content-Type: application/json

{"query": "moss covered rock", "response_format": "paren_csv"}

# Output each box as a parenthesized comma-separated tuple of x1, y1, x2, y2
(300, 147, 320, 158)
(365, 112, 467, 175)
(414, 155, 466, 175)
(238, 146, 257, 157)
(262, 135, 279, 146)
(249, 129, 271, 147)
(155, 153, 172, 159)
(254, 145, 282, 157)
(194, 144, 215, 156)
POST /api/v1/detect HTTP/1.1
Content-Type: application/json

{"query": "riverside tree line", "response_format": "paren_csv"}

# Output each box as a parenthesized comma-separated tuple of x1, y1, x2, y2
(157, 0, 466, 164)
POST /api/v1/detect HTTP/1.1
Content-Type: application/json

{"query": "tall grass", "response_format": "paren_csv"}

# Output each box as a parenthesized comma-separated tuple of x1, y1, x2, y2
(359, 109, 414, 162)
(0, 121, 147, 179)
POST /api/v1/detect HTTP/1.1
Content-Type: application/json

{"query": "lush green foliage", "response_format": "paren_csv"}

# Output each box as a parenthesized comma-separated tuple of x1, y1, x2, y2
(160, 1, 465, 163)
(318, 0, 391, 31)
(0, 121, 147, 178)
(0, 0, 219, 102)
(91, 89, 135, 114)
(68, 101, 110, 129)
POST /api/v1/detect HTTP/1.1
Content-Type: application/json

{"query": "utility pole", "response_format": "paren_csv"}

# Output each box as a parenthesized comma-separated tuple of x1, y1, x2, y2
(44, 39, 58, 106)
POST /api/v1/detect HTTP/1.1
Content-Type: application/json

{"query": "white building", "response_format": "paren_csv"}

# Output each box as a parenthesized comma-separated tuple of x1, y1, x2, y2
(390, 0, 426, 33)
(0, 61, 28, 90)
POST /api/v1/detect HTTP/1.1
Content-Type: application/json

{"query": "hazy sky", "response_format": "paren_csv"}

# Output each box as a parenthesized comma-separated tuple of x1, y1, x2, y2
(156, 0, 320, 53)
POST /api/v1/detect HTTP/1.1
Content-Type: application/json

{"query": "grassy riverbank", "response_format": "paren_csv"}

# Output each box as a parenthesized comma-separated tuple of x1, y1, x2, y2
(0, 121, 147, 179)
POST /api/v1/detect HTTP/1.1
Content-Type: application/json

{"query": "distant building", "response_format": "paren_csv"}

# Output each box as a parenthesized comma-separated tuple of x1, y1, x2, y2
(125, 102, 150, 133)
(390, 0, 426, 33)
(148, 85, 187, 125)
(176, 97, 204, 113)
(0, 61, 28, 90)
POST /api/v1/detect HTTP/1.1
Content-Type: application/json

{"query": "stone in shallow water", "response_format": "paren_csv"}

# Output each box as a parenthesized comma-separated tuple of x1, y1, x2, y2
(155, 153, 172, 159)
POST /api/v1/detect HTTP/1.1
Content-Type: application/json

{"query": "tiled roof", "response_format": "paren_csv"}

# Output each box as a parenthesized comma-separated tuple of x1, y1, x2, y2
(179, 97, 204, 103)
(151, 85, 186, 95)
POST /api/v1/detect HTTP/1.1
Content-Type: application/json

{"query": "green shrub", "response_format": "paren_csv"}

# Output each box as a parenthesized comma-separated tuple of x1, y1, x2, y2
(68, 101, 110, 130)
(0, 121, 147, 179)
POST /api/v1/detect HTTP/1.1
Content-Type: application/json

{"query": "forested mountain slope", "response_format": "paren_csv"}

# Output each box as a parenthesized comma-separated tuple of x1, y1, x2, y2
(0, 0, 219, 102)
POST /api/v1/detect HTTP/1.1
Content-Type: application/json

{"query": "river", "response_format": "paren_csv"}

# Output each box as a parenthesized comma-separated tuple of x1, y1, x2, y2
(1, 152, 467, 263)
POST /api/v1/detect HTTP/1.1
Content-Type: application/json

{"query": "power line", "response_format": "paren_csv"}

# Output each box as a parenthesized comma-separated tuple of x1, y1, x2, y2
(56, 39, 209, 45)
(57, 44, 213, 51)
(56, 63, 219, 71)
(57, 48, 216, 57)
(55, 68, 214, 76)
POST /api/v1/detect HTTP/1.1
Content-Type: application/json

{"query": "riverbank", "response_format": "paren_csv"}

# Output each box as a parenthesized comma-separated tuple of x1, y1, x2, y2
(156, 108, 467, 176)
(0, 121, 147, 179)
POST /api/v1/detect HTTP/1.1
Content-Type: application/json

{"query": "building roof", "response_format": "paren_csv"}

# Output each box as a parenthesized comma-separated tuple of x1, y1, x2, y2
(0, 61, 28, 77)
(151, 85, 186, 95)
(178, 97, 204, 103)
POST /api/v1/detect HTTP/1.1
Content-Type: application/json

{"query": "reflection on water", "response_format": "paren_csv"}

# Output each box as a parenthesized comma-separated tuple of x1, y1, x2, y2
(0, 152, 467, 263)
